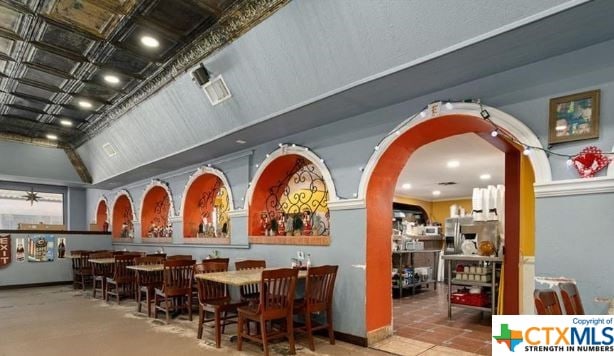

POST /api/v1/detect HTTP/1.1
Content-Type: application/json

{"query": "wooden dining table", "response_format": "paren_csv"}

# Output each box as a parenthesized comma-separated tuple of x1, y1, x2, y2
(88, 258, 116, 264)
(195, 267, 308, 286)
(126, 264, 164, 272)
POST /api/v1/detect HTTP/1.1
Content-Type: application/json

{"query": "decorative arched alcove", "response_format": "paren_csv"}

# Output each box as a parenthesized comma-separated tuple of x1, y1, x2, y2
(111, 190, 136, 238)
(181, 167, 233, 239)
(140, 180, 175, 239)
(94, 196, 109, 232)
(246, 145, 337, 245)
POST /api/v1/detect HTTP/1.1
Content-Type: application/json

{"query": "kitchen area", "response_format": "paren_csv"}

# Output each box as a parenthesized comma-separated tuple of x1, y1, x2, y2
(389, 133, 506, 342)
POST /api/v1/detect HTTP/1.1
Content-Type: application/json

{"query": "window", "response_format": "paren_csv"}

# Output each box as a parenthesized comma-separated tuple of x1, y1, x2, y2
(0, 189, 64, 229)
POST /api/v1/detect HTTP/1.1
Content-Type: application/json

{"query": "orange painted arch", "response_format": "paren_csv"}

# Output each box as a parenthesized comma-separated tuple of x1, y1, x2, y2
(365, 114, 525, 333)
(95, 200, 108, 231)
(183, 173, 224, 237)
(112, 195, 133, 237)
(141, 186, 171, 237)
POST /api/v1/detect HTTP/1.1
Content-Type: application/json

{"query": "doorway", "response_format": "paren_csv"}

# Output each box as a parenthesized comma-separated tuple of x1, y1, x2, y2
(361, 104, 545, 350)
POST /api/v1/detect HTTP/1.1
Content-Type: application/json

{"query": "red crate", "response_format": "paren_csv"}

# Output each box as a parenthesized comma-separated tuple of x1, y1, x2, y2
(450, 292, 489, 307)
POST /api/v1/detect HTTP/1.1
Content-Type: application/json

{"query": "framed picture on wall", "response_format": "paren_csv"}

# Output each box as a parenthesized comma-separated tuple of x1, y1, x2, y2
(549, 89, 600, 144)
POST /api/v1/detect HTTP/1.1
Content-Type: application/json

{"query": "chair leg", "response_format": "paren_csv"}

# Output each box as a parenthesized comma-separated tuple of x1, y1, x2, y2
(137, 287, 142, 313)
(165, 296, 170, 322)
(305, 310, 314, 351)
(214, 309, 221, 348)
(260, 316, 269, 356)
(221, 311, 227, 334)
(287, 314, 296, 355)
(116, 284, 120, 305)
(327, 307, 335, 344)
(237, 314, 244, 351)
(146, 289, 152, 317)
(188, 294, 193, 321)
(197, 307, 204, 339)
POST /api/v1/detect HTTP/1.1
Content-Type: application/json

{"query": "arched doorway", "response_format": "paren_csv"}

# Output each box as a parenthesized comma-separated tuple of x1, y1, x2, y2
(360, 102, 549, 338)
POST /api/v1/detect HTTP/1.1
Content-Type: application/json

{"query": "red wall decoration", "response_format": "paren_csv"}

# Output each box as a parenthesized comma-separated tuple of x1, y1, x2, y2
(96, 200, 108, 232)
(141, 186, 171, 238)
(183, 174, 230, 238)
(112, 195, 133, 238)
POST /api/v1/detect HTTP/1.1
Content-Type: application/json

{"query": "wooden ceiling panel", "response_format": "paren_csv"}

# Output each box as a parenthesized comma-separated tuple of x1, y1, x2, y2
(36, 21, 97, 56)
(13, 82, 57, 101)
(25, 45, 81, 74)
(20, 65, 69, 89)
(0, 5, 23, 34)
(104, 48, 154, 75)
(145, 1, 213, 35)
(5, 105, 43, 121)
(73, 82, 121, 102)
(42, 0, 127, 39)
(0, 37, 17, 59)
(8, 94, 51, 112)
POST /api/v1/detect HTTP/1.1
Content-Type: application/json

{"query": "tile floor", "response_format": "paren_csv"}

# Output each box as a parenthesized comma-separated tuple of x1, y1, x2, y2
(385, 283, 493, 356)
(0, 285, 388, 356)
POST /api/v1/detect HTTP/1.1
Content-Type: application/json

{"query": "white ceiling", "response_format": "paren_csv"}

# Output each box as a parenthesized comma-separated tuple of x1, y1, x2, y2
(394, 133, 504, 201)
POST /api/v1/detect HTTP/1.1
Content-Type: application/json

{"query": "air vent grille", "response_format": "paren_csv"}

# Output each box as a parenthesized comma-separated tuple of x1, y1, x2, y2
(203, 75, 231, 105)
(102, 142, 117, 157)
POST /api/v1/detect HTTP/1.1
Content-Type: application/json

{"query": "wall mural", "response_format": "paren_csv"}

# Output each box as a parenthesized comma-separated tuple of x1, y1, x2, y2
(27, 235, 54, 262)
(197, 183, 230, 238)
(262, 158, 330, 236)
(112, 194, 134, 238)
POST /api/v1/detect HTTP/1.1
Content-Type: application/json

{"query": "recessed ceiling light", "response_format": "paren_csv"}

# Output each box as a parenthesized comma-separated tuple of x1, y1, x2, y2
(59, 119, 73, 127)
(46, 134, 58, 140)
(78, 100, 93, 109)
(446, 160, 460, 168)
(480, 174, 491, 180)
(236, 139, 247, 144)
(141, 35, 159, 48)
(103, 74, 120, 84)
(432, 190, 441, 196)
(401, 183, 411, 190)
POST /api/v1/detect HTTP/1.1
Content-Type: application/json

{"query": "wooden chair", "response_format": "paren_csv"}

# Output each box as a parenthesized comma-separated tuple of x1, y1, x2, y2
(106, 254, 139, 304)
(237, 268, 299, 356)
(202, 258, 230, 265)
(294, 265, 338, 351)
(235, 260, 266, 303)
(534, 289, 563, 315)
(135, 256, 165, 317)
(559, 282, 585, 315)
(73, 251, 92, 291)
(147, 253, 166, 258)
(196, 261, 248, 348)
(90, 252, 113, 299)
(166, 255, 193, 260)
(154, 259, 196, 322)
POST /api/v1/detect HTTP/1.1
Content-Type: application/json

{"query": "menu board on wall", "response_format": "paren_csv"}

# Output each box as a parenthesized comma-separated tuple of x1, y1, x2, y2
(27, 235, 55, 262)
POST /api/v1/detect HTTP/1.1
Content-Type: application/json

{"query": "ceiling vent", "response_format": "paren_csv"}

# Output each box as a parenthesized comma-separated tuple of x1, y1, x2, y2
(203, 75, 231, 105)
(102, 142, 117, 157)
(437, 181, 457, 186)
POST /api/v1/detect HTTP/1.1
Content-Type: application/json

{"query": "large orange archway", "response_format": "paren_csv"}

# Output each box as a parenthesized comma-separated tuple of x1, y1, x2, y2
(95, 199, 108, 231)
(112, 193, 135, 238)
(365, 114, 526, 335)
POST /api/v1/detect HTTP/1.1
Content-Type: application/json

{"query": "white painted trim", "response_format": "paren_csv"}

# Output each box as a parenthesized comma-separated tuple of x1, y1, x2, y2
(328, 199, 366, 211)
(520, 255, 536, 315)
(179, 166, 235, 217)
(357, 102, 552, 200)
(244, 144, 339, 208)
(139, 179, 176, 219)
(110, 189, 137, 227)
(93, 195, 109, 224)
(608, 144, 614, 177)
(534, 176, 614, 198)
(228, 209, 247, 218)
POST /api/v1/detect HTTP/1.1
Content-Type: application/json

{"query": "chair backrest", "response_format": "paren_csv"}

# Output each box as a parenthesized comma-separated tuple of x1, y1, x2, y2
(236, 260, 266, 299)
(305, 265, 338, 309)
(166, 255, 193, 261)
(559, 282, 585, 315)
(135, 256, 165, 265)
(259, 268, 299, 317)
(203, 258, 230, 266)
(113, 251, 126, 256)
(162, 259, 196, 295)
(147, 253, 166, 258)
(112, 254, 139, 281)
(75, 251, 91, 271)
(196, 261, 229, 304)
(534, 289, 563, 315)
